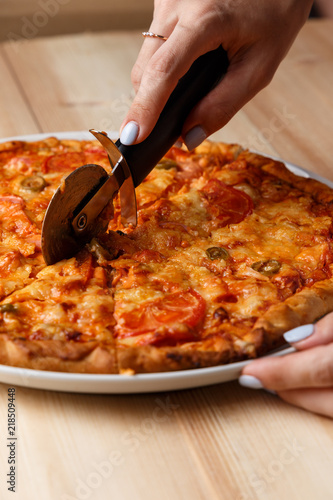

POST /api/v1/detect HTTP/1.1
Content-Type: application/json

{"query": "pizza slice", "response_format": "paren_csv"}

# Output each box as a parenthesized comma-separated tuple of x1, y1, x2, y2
(0, 248, 117, 373)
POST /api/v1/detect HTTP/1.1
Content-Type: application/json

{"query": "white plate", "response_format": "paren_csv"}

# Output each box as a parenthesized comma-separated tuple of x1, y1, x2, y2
(0, 131, 327, 393)
(0, 347, 295, 394)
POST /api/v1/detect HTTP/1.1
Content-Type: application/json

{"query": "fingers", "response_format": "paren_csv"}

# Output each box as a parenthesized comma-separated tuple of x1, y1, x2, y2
(132, 11, 178, 93)
(240, 312, 333, 387)
(278, 388, 333, 419)
(124, 41, 279, 150)
(120, 23, 212, 145)
(120, 0, 313, 148)
(182, 61, 253, 149)
(120, 0, 226, 145)
(182, 49, 277, 149)
(240, 343, 333, 391)
(283, 312, 333, 350)
(131, 38, 167, 93)
(239, 314, 333, 417)
(122, 36, 171, 144)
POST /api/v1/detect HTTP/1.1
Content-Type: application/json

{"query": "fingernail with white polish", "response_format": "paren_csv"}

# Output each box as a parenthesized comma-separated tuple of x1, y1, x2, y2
(120, 121, 139, 145)
(238, 374, 264, 390)
(283, 324, 314, 343)
(184, 126, 206, 151)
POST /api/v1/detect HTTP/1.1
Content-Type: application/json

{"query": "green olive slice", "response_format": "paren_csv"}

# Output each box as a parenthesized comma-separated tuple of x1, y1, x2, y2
(206, 247, 229, 260)
(155, 159, 178, 170)
(251, 259, 281, 276)
(20, 175, 46, 192)
(0, 304, 18, 314)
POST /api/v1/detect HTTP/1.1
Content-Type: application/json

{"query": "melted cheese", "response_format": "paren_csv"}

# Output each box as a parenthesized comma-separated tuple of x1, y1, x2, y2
(1, 138, 333, 361)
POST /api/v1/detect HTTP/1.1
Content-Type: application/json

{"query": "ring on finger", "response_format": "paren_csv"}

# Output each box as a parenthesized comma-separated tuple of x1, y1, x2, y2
(142, 31, 168, 41)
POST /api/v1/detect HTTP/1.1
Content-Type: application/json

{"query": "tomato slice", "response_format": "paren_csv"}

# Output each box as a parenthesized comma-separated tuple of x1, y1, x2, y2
(44, 152, 86, 173)
(115, 289, 206, 345)
(0, 251, 21, 278)
(202, 179, 253, 226)
(0, 196, 38, 238)
(164, 146, 191, 162)
(6, 153, 50, 174)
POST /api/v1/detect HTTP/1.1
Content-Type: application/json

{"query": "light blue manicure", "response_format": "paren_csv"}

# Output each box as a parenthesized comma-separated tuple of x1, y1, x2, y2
(184, 126, 206, 151)
(239, 375, 277, 395)
(283, 324, 314, 343)
(238, 374, 264, 389)
(120, 121, 139, 145)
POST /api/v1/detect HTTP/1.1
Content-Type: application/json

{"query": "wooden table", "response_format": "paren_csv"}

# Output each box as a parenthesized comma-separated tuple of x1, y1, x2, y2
(0, 19, 332, 500)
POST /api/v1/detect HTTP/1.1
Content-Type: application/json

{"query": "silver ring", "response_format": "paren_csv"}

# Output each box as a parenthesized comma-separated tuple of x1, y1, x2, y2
(142, 31, 168, 41)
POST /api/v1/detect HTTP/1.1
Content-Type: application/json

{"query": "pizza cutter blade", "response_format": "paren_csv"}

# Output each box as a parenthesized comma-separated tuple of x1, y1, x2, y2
(41, 130, 137, 265)
(41, 46, 229, 265)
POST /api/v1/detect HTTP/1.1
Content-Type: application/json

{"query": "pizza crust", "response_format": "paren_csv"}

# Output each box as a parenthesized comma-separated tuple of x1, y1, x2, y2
(0, 337, 117, 373)
(253, 279, 333, 350)
(116, 332, 265, 374)
(117, 344, 234, 374)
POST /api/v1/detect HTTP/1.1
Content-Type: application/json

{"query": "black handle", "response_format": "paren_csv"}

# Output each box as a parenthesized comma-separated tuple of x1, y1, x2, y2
(116, 45, 229, 187)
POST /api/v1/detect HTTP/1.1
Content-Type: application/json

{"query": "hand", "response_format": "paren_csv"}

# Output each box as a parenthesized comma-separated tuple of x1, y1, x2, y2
(239, 314, 333, 418)
(119, 0, 313, 150)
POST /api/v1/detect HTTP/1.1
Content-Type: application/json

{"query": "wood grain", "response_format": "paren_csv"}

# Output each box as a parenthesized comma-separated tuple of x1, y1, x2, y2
(2, 31, 142, 134)
(0, 51, 39, 137)
(242, 19, 333, 178)
(0, 19, 333, 500)
(0, 0, 153, 40)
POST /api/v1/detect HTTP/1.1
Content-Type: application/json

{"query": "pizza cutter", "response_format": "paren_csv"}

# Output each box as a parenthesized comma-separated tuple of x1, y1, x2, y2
(41, 46, 229, 265)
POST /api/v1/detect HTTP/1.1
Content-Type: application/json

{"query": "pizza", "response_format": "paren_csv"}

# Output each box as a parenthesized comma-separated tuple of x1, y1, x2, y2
(0, 135, 332, 374)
